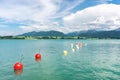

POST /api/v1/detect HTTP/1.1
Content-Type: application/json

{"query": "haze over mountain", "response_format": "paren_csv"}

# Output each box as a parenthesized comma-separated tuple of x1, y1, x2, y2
(19, 28, 120, 39)
(19, 30, 65, 36)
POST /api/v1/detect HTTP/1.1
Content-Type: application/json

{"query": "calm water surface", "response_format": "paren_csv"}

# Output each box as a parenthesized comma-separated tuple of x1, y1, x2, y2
(0, 39, 120, 80)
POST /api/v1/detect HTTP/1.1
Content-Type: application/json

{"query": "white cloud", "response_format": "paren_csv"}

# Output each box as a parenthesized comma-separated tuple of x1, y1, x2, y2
(0, 0, 84, 35)
(0, 30, 14, 36)
(63, 4, 120, 32)
(0, 0, 83, 22)
(51, 0, 84, 18)
(20, 23, 63, 33)
(0, 0, 57, 22)
(1, 1, 120, 35)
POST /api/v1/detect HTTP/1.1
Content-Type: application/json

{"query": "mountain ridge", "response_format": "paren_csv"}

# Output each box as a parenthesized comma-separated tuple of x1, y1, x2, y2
(19, 28, 120, 39)
(19, 30, 65, 36)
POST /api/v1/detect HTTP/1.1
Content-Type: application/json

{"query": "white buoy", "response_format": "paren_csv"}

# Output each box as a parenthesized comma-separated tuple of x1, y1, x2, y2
(71, 43, 74, 49)
(72, 48, 75, 52)
(76, 45, 79, 49)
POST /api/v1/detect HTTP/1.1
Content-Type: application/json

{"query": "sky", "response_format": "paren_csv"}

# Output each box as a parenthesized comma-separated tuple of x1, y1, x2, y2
(0, 0, 120, 36)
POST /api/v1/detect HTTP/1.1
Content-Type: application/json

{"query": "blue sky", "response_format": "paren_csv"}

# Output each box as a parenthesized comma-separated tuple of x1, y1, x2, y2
(0, 0, 120, 35)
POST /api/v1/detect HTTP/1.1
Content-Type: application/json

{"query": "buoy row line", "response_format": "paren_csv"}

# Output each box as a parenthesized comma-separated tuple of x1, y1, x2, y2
(13, 42, 87, 75)
(13, 52, 42, 75)
(63, 42, 87, 56)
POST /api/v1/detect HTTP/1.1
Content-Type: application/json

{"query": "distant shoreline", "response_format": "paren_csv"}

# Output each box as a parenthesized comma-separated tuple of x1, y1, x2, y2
(0, 36, 120, 40)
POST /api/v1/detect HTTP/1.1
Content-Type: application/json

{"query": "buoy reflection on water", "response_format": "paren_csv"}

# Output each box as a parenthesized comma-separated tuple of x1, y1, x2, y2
(14, 69, 23, 75)
(35, 58, 41, 62)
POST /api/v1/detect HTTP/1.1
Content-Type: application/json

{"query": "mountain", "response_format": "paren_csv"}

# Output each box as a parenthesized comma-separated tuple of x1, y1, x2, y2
(79, 29, 120, 39)
(19, 30, 65, 36)
(66, 31, 87, 36)
(66, 29, 98, 36)
(19, 28, 120, 39)
(115, 28, 120, 31)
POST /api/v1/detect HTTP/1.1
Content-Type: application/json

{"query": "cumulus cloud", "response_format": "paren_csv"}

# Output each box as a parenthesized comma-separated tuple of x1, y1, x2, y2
(0, 30, 14, 36)
(1, 0, 120, 35)
(0, 0, 57, 22)
(63, 4, 120, 32)
(0, 0, 83, 22)
(0, 0, 84, 35)
(20, 22, 68, 33)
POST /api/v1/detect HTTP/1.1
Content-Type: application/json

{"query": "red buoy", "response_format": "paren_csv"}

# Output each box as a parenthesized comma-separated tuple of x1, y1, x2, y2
(35, 53, 41, 59)
(14, 62, 23, 70)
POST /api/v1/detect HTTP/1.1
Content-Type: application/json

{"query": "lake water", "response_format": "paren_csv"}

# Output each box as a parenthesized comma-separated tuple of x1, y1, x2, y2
(0, 39, 120, 80)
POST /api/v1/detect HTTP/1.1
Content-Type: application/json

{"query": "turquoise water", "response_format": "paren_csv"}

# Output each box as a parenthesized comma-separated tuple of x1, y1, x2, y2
(0, 39, 120, 80)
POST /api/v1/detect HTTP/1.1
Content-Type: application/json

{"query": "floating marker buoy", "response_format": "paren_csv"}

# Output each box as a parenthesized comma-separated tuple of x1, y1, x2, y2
(14, 69, 23, 75)
(72, 48, 75, 52)
(76, 45, 79, 49)
(63, 50, 68, 56)
(35, 53, 41, 59)
(71, 43, 74, 48)
(14, 62, 23, 70)
(79, 43, 83, 47)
